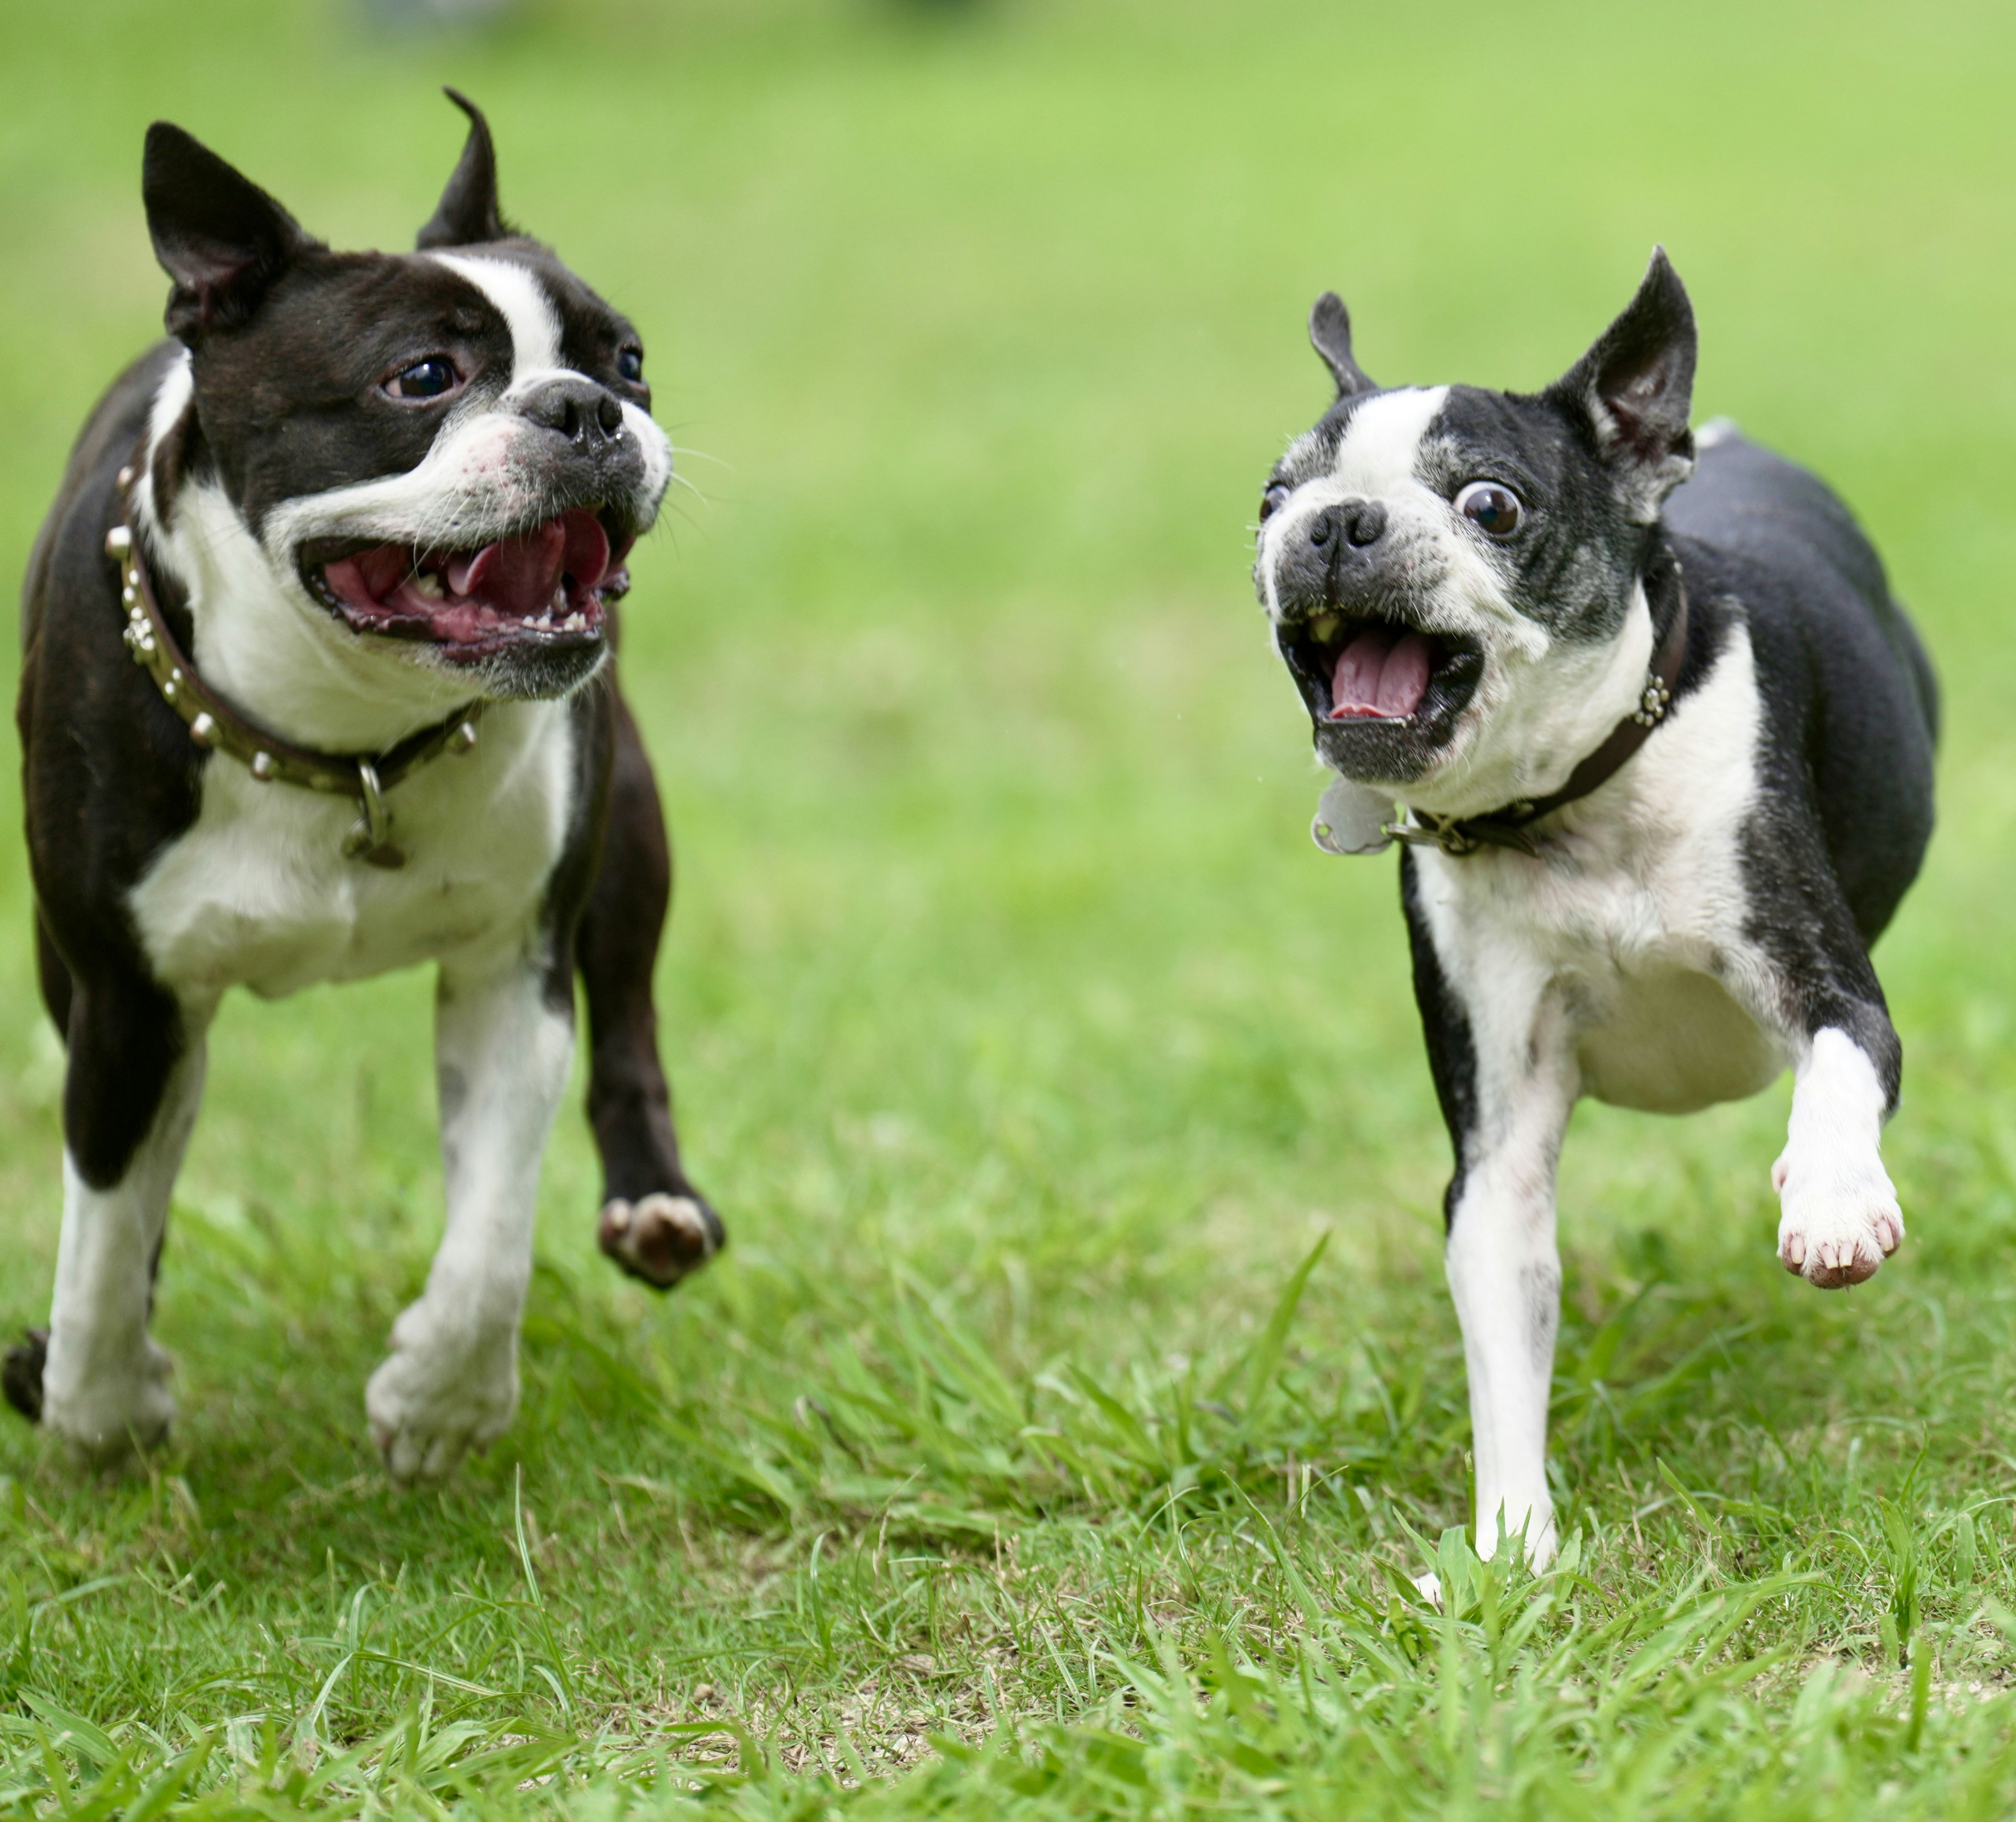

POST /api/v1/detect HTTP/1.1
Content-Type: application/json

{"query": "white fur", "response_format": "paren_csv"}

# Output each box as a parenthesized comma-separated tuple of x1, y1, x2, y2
(45, 252, 660, 1477)
(41, 1042, 208, 1458)
(165, 480, 488, 752)
(108, 702, 580, 1478)
(1773, 1028, 1902, 1284)
(129, 698, 576, 1000)
(366, 959, 574, 1482)
(1259, 389, 1455, 629)
(430, 254, 563, 377)
(130, 348, 193, 532)
(135, 259, 674, 755)
(1257, 388, 1659, 822)
(1406, 627, 1900, 1564)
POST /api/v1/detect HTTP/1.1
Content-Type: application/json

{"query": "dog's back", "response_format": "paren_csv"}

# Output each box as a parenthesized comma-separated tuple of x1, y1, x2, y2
(1666, 428, 1938, 941)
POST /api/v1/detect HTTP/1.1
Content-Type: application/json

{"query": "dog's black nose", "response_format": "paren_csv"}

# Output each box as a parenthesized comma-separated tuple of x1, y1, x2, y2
(519, 376, 626, 446)
(1307, 498, 1387, 552)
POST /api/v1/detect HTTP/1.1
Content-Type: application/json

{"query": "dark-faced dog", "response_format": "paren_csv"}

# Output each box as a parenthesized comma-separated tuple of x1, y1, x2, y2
(7, 93, 722, 1479)
(1253, 251, 1937, 1565)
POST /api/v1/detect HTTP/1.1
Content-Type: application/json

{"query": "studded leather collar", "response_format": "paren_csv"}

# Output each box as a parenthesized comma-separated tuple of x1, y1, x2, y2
(108, 469, 483, 870)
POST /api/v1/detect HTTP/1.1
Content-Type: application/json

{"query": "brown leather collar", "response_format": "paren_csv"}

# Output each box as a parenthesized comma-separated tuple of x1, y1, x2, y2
(107, 472, 483, 869)
(1387, 552, 1690, 858)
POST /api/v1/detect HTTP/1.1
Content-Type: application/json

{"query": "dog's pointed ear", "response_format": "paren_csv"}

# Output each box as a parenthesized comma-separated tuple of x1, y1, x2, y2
(417, 89, 511, 249)
(1309, 292, 1376, 398)
(144, 122, 315, 341)
(1548, 247, 1697, 520)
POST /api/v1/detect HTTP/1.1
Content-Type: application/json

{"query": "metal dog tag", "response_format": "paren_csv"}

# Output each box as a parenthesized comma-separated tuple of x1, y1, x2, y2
(1311, 773, 1397, 857)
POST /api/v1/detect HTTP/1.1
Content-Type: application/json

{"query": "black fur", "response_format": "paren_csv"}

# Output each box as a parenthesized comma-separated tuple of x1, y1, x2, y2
(1260, 252, 1934, 1239)
(1308, 291, 1376, 398)
(18, 346, 206, 1193)
(417, 88, 512, 250)
(10, 98, 716, 1431)
(1670, 436, 1937, 1109)
(1399, 848, 1478, 1231)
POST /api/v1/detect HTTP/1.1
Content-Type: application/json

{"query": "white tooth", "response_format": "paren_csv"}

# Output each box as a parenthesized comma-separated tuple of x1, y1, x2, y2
(563, 612, 586, 631)
(413, 572, 445, 601)
(523, 615, 538, 627)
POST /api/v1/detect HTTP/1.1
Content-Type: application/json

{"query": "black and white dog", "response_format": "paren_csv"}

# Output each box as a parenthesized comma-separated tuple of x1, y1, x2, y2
(8, 94, 723, 1479)
(1254, 251, 1937, 1565)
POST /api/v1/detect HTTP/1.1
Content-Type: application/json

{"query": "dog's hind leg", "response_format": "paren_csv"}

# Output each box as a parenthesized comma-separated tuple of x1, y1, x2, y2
(366, 955, 573, 1483)
(576, 685, 722, 1290)
(34, 908, 73, 1039)
(1729, 796, 1908, 1290)
(5, 915, 81, 1417)
(29, 966, 208, 1461)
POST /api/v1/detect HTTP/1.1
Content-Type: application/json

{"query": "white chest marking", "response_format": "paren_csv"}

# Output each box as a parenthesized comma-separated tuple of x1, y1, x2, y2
(128, 701, 577, 1000)
(1419, 623, 1788, 1115)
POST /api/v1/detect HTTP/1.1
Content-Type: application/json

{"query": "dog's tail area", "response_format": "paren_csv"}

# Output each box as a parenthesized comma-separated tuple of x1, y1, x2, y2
(1897, 605, 1941, 751)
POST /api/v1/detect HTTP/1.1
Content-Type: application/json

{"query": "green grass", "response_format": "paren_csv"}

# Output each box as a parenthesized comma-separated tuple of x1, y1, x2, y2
(4, 0, 2016, 1813)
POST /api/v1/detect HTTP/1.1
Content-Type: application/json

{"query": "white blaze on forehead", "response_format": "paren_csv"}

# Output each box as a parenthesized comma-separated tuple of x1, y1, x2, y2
(1328, 385, 1450, 493)
(429, 252, 564, 380)
(1258, 386, 1452, 624)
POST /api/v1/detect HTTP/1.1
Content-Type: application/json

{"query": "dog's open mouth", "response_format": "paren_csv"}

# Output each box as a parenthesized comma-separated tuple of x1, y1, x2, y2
(1280, 609, 1476, 724)
(301, 509, 633, 660)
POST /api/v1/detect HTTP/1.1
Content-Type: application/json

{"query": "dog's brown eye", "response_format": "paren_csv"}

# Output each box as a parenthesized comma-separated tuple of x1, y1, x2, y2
(1260, 481, 1293, 523)
(385, 357, 460, 401)
(1456, 480, 1521, 537)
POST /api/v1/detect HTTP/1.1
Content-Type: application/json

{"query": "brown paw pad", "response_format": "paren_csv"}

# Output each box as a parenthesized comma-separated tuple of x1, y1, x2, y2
(598, 1193, 722, 1290)
(3, 1329, 48, 1424)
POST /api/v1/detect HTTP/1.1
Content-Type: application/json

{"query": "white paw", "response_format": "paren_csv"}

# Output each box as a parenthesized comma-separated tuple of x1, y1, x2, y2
(1412, 1571, 1443, 1607)
(42, 1336, 175, 1466)
(1773, 1145, 1902, 1289)
(365, 1298, 519, 1484)
(1480, 1513, 1558, 1572)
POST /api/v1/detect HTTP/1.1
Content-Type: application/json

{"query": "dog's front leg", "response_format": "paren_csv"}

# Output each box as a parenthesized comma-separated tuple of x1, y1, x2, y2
(366, 956, 573, 1483)
(1443, 1027, 1576, 1570)
(38, 976, 209, 1461)
(1403, 854, 1574, 1567)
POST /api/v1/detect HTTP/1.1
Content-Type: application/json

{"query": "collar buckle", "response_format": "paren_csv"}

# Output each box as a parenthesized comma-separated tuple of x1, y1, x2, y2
(1383, 814, 1481, 857)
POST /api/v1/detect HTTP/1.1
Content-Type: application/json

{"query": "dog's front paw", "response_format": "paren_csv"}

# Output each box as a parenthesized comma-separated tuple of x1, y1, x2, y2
(1773, 1146, 1903, 1289)
(597, 1192, 722, 1290)
(365, 1300, 518, 1485)
(40, 1335, 175, 1466)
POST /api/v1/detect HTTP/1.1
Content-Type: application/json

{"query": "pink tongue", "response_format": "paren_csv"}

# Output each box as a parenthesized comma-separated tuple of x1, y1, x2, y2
(444, 512, 610, 618)
(1330, 628, 1434, 719)
(449, 521, 563, 619)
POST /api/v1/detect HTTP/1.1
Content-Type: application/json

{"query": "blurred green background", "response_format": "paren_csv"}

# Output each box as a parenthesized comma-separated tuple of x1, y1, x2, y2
(4, 0, 2016, 1803)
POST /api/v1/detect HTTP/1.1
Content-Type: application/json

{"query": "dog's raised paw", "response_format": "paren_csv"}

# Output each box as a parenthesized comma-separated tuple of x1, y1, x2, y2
(365, 1301, 518, 1486)
(1774, 1149, 1903, 1289)
(598, 1192, 722, 1290)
